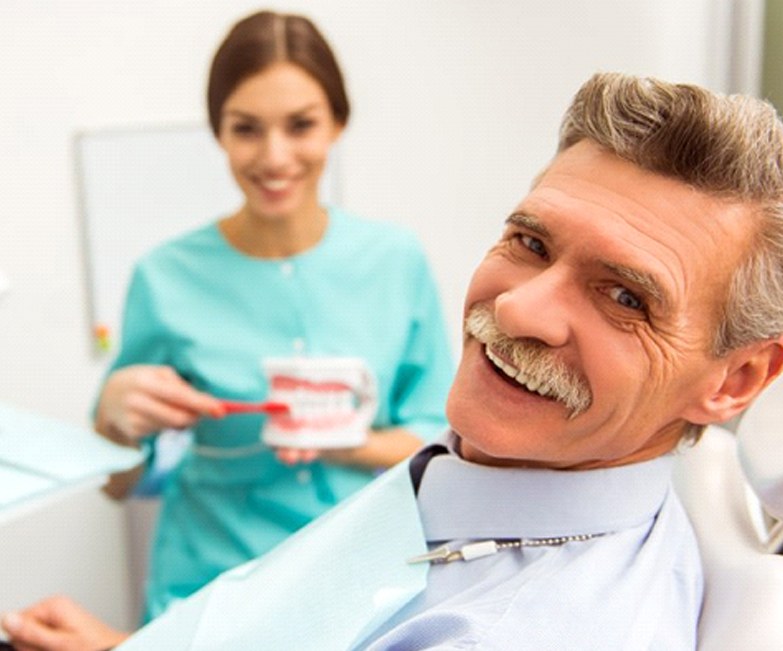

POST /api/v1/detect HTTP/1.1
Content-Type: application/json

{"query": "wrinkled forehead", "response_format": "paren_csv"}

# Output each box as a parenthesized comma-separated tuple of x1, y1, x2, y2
(537, 141, 757, 247)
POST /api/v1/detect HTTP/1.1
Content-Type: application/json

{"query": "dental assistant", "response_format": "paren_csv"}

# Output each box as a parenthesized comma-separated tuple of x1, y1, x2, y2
(93, 10, 453, 621)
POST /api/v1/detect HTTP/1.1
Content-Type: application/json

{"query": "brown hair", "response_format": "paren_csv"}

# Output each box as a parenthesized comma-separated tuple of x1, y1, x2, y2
(558, 72, 783, 357)
(207, 10, 350, 136)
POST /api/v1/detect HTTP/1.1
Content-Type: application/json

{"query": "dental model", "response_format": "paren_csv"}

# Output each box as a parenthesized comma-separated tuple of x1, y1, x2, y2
(261, 358, 378, 448)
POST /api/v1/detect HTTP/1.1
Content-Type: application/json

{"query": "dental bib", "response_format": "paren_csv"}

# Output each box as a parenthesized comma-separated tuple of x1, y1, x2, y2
(115, 461, 427, 651)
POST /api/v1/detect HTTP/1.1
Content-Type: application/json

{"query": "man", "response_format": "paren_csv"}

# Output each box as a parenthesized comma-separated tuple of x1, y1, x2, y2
(4, 72, 783, 650)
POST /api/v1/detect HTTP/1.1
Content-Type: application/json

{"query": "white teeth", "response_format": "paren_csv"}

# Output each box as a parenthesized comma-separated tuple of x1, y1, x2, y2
(536, 383, 552, 398)
(280, 388, 353, 418)
(486, 347, 517, 379)
(486, 347, 547, 397)
(260, 179, 290, 191)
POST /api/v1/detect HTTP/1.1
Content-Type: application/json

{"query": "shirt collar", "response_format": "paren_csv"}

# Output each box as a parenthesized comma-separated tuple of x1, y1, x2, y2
(415, 431, 675, 541)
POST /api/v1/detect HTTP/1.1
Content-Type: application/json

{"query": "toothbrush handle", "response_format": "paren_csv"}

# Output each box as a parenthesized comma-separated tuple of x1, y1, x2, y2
(219, 401, 290, 415)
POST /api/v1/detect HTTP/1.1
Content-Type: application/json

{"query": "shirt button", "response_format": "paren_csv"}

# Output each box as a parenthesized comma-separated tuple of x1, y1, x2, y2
(296, 469, 312, 484)
(292, 338, 306, 353)
(281, 262, 294, 277)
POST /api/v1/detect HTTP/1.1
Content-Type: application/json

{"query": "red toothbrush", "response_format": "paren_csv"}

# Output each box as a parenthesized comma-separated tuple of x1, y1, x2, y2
(217, 400, 290, 416)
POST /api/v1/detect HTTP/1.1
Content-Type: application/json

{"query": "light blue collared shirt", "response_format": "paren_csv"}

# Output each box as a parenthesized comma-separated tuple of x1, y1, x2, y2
(356, 435, 704, 650)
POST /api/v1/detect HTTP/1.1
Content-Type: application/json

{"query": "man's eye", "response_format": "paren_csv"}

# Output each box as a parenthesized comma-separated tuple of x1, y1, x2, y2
(608, 286, 646, 312)
(518, 234, 548, 259)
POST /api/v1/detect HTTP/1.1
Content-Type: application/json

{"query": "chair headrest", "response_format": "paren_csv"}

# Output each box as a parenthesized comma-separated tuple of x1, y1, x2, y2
(736, 376, 783, 520)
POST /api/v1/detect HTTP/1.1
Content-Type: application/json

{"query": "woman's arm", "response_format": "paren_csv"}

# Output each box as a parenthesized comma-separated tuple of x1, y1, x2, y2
(275, 427, 424, 469)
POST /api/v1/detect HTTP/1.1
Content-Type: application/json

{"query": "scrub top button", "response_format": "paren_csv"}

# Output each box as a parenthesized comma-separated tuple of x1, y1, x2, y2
(281, 262, 294, 277)
(293, 338, 306, 353)
(297, 469, 312, 484)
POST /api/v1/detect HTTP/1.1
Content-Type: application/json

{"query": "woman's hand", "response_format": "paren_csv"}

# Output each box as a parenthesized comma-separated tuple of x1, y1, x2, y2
(275, 447, 320, 465)
(94, 365, 224, 445)
(274, 428, 424, 469)
(2, 596, 130, 651)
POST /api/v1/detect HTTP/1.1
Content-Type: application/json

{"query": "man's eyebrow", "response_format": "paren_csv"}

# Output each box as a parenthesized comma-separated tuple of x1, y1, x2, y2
(603, 262, 669, 307)
(505, 212, 550, 237)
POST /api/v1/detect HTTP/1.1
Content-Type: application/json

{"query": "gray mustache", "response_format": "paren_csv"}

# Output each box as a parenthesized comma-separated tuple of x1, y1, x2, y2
(465, 305, 592, 417)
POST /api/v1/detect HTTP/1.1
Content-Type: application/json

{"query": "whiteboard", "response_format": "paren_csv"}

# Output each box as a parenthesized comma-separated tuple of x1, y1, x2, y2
(75, 124, 340, 354)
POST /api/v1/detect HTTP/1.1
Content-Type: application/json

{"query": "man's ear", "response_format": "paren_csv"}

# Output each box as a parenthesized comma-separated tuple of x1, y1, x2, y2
(685, 338, 783, 425)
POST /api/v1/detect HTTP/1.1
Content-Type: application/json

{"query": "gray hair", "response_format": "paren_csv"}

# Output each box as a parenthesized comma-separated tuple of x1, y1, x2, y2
(558, 72, 783, 357)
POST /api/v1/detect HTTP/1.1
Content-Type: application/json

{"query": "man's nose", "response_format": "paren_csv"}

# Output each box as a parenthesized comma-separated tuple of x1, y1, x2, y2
(494, 268, 573, 348)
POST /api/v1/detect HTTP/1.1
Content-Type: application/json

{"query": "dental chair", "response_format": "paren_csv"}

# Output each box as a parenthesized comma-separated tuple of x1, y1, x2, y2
(737, 379, 783, 551)
(673, 378, 783, 651)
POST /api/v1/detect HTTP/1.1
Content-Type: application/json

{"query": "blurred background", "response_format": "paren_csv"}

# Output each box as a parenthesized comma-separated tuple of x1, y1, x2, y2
(0, 0, 780, 632)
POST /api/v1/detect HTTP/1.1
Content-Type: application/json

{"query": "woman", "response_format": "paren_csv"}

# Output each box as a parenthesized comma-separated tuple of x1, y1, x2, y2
(95, 10, 453, 621)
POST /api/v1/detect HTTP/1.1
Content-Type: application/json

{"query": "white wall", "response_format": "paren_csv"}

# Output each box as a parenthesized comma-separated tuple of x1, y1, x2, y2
(0, 0, 759, 631)
(0, 487, 133, 631)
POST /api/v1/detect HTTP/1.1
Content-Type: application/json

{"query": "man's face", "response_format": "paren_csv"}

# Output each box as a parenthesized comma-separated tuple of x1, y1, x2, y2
(447, 140, 756, 469)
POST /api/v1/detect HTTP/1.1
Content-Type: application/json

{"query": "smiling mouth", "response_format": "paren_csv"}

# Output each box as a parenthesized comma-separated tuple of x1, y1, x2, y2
(250, 176, 297, 193)
(265, 178, 292, 190)
(465, 304, 592, 416)
(483, 345, 559, 400)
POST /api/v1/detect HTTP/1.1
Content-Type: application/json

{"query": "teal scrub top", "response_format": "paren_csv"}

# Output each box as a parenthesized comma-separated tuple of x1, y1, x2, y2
(105, 206, 454, 620)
